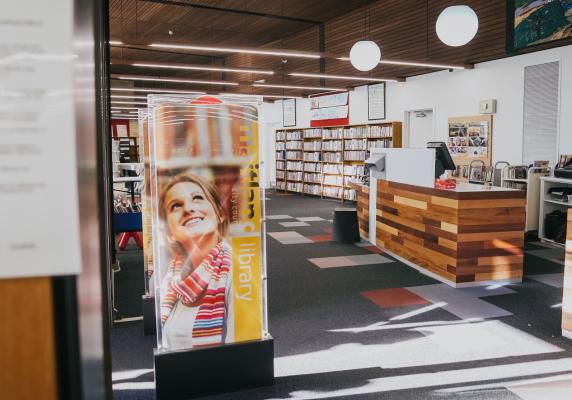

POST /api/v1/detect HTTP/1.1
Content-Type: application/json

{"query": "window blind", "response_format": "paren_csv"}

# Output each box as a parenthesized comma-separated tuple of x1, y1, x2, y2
(522, 61, 560, 165)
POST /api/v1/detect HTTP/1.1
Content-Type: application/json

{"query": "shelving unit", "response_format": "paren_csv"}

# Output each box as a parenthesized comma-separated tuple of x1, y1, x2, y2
(500, 166, 550, 232)
(539, 176, 572, 246)
(275, 122, 402, 200)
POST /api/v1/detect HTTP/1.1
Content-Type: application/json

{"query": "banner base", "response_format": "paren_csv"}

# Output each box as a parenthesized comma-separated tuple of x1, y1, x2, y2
(142, 295, 156, 335)
(154, 336, 274, 399)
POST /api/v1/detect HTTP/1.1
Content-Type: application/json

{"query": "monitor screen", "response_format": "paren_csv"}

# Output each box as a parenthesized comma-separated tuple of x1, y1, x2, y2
(427, 142, 455, 178)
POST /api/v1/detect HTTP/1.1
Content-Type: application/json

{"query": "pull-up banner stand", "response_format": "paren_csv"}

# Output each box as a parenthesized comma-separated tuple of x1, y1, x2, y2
(146, 94, 273, 399)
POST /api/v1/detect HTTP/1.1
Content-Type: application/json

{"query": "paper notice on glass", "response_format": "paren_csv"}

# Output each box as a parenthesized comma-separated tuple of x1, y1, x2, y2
(0, 0, 81, 278)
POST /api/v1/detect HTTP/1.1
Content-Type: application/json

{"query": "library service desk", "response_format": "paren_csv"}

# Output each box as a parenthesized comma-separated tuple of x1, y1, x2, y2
(351, 179, 526, 287)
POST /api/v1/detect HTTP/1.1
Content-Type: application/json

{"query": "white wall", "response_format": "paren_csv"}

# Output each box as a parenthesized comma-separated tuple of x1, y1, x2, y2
(260, 43, 572, 182)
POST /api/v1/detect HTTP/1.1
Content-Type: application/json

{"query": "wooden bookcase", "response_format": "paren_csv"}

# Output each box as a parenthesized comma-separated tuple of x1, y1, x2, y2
(275, 122, 402, 200)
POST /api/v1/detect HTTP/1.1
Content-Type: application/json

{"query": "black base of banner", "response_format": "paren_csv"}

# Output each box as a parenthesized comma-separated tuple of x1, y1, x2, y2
(142, 295, 156, 335)
(154, 336, 274, 399)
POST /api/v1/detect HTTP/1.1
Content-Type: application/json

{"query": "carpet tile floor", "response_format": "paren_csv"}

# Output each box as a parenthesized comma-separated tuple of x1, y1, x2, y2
(112, 191, 572, 400)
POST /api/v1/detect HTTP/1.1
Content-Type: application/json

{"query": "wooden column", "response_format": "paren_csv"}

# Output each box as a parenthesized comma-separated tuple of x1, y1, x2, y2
(0, 278, 57, 400)
(563, 210, 572, 339)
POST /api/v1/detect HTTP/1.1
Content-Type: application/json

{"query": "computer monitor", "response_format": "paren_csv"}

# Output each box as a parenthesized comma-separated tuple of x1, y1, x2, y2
(427, 142, 455, 178)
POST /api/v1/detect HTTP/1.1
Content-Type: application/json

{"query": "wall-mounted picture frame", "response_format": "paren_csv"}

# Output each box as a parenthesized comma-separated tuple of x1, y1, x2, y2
(368, 82, 386, 120)
(507, 0, 572, 54)
(282, 98, 296, 127)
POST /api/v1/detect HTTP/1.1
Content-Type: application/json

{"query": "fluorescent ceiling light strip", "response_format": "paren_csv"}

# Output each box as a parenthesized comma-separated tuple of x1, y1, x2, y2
(289, 72, 397, 82)
(111, 101, 147, 105)
(337, 56, 465, 70)
(132, 62, 274, 75)
(149, 43, 320, 59)
(117, 76, 238, 86)
(218, 93, 298, 99)
(252, 83, 344, 91)
(111, 95, 147, 99)
(112, 87, 206, 94)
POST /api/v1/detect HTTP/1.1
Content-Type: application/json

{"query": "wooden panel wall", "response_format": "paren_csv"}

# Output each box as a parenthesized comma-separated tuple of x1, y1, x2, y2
(350, 183, 370, 239)
(0, 278, 57, 400)
(375, 180, 526, 285)
(563, 210, 572, 337)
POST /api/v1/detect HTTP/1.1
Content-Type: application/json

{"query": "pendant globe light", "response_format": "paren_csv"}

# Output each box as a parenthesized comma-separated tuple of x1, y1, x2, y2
(349, 2, 380, 72)
(436, 5, 479, 47)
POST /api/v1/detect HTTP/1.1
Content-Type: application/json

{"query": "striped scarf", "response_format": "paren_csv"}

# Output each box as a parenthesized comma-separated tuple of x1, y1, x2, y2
(161, 242, 231, 347)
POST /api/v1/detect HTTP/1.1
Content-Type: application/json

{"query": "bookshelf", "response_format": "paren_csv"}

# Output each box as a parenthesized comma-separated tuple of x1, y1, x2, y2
(500, 166, 550, 233)
(275, 122, 402, 200)
(538, 176, 572, 246)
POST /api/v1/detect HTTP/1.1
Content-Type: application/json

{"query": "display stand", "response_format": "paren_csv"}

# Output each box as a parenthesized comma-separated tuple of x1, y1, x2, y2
(154, 337, 274, 400)
(539, 176, 572, 246)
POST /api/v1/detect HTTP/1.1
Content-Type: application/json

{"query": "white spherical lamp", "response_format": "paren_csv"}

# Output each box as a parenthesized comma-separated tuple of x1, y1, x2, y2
(436, 5, 479, 47)
(349, 40, 381, 72)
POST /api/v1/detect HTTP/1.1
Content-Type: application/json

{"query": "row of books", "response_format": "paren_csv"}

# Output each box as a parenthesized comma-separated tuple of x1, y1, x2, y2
(304, 162, 321, 172)
(304, 129, 322, 138)
(286, 151, 303, 160)
(286, 141, 303, 150)
(277, 181, 286, 190)
(322, 128, 344, 139)
(502, 181, 527, 190)
(344, 139, 367, 150)
(276, 161, 285, 170)
(369, 140, 392, 149)
(323, 164, 343, 174)
(344, 165, 365, 176)
(344, 189, 358, 201)
(304, 173, 322, 183)
(287, 182, 303, 192)
(323, 152, 343, 163)
(323, 186, 343, 198)
(286, 130, 303, 140)
(368, 125, 393, 138)
(303, 152, 321, 162)
(303, 141, 322, 151)
(286, 161, 303, 170)
(324, 175, 343, 186)
(322, 141, 343, 151)
(275, 142, 286, 150)
(303, 184, 322, 195)
(276, 150, 285, 160)
(344, 151, 367, 161)
(506, 166, 528, 179)
(276, 131, 286, 141)
(287, 172, 303, 181)
(343, 126, 367, 139)
(276, 170, 284, 179)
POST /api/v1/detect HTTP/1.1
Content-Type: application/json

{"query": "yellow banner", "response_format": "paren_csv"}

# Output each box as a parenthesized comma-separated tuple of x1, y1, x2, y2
(232, 235, 262, 342)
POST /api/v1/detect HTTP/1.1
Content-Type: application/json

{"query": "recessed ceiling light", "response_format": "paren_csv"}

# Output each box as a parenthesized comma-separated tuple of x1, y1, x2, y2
(252, 83, 344, 91)
(131, 62, 274, 75)
(289, 72, 397, 82)
(149, 43, 321, 59)
(116, 75, 239, 86)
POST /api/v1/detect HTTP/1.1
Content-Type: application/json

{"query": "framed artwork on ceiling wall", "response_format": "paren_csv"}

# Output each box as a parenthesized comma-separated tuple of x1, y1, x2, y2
(507, 0, 572, 53)
(368, 82, 386, 120)
(282, 98, 296, 127)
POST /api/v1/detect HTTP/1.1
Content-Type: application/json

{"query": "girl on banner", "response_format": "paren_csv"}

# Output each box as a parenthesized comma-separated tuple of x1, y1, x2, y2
(158, 173, 234, 350)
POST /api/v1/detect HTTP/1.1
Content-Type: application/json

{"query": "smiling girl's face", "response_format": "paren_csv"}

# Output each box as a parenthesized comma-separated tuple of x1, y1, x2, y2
(164, 181, 220, 249)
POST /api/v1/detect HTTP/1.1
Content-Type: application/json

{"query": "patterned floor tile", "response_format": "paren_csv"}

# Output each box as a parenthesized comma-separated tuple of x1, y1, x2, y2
(507, 374, 572, 400)
(280, 221, 310, 227)
(266, 215, 293, 220)
(267, 231, 313, 244)
(407, 284, 513, 320)
(296, 216, 325, 222)
(459, 285, 516, 298)
(308, 254, 392, 268)
(307, 234, 331, 243)
(527, 248, 565, 264)
(308, 256, 358, 268)
(528, 273, 564, 288)
(361, 288, 429, 308)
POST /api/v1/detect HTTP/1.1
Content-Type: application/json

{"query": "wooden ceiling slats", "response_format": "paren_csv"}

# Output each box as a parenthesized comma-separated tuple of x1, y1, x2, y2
(110, 0, 509, 96)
